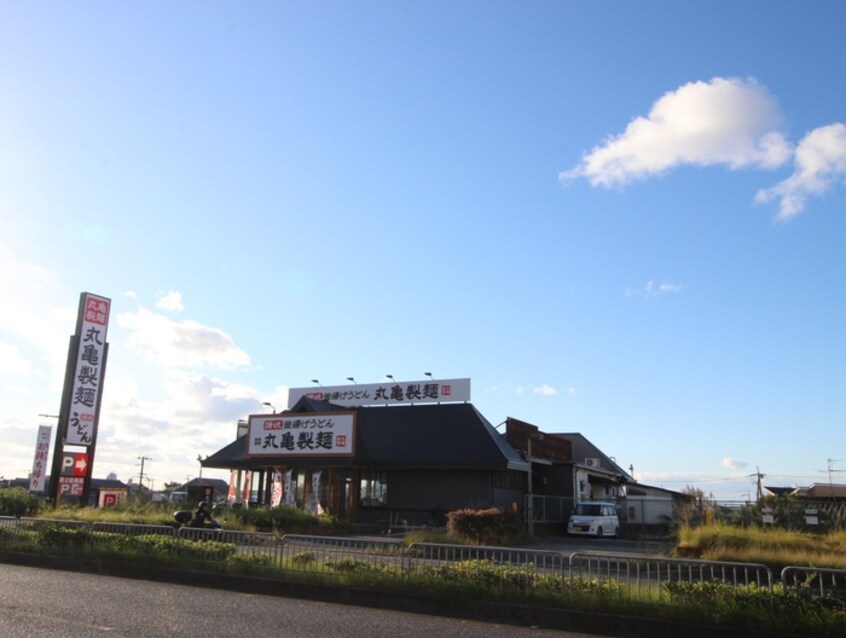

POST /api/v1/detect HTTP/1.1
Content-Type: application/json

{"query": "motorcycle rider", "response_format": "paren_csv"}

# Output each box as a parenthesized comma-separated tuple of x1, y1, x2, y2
(189, 500, 218, 528)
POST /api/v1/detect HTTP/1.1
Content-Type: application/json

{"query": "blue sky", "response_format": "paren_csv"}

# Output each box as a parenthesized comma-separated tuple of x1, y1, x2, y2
(2, 2, 844, 499)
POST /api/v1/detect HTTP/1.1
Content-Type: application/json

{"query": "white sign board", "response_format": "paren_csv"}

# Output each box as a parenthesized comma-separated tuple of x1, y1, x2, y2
(29, 425, 52, 493)
(286, 378, 470, 408)
(248, 412, 356, 457)
(65, 293, 110, 446)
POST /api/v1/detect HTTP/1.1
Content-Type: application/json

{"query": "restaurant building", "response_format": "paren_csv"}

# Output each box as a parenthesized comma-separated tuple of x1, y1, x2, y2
(202, 379, 529, 526)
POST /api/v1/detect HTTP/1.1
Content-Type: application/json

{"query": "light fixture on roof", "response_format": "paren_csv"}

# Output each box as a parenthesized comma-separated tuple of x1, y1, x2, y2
(424, 372, 433, 380)
(385, 374, 396, 383)
(311, 379, 323, 387)
(262, 401, 276, 414)
(346, 377, 357, 384)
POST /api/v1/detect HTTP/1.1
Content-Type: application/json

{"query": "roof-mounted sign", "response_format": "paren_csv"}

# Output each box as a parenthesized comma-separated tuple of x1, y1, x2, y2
(286, 378, 471, 409)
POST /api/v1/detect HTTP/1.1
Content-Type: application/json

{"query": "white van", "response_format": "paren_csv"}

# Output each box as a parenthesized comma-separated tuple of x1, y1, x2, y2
(567, 501, 620, 538)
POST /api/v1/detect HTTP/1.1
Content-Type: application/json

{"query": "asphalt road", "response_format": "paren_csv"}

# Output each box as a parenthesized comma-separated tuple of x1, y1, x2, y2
(533, 535, 673, 555)
(0, 563, 607, 638)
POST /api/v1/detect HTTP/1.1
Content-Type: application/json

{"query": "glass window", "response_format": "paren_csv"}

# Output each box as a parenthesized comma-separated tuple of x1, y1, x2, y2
(360, 471, 387, 507)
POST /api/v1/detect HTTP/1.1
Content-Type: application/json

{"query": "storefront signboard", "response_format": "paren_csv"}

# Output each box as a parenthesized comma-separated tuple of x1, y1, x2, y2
(286, 378, 470, 408)
(248, 412, 356, 457)
(65, 293, 111, 446)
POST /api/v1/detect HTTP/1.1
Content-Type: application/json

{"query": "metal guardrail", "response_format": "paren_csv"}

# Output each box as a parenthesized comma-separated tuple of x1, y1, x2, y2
(3, 516, 843, 601)
(16, 517, 90, 531)
(278, 534, 405, 575)
(407, 542, 566, 571)
(93, 522, 176, 536)
(404, 542, 569, 592)
(781, 566, 846, 598)
(568, 551, 774, 599)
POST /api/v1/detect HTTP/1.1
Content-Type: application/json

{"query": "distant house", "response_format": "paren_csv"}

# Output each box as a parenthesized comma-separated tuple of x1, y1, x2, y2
(505, 418, 686, 531)
(763, 486, 796, 498)
(624, 483, 689, 528)
(548, 431, 634, 502)
(790, 483, 846, 500)
(89, 478, 130, 507)
(176, 477, 230, 504)
(504, 418, 633, 504)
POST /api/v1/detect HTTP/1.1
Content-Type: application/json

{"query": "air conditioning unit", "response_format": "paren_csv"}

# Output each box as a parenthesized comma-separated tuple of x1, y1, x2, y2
(584, 458, 601, 468)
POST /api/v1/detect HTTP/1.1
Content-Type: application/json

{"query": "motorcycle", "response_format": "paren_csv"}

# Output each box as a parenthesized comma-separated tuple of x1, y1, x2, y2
(173, 508, 222, 530)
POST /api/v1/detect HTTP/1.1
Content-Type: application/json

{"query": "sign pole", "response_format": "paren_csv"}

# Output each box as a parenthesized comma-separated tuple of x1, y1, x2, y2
(47, 335, 79, 506)
(47, 292, 111, 507)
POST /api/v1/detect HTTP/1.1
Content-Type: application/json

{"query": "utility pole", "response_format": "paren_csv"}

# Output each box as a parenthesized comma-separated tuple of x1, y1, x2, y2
(754, 466, 765, 501)
(136, 455, 152, 489)
(819, 459, 843, 498)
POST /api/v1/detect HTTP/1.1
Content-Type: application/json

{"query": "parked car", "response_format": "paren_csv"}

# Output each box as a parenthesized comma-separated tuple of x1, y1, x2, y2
(567, 501, 620, 538)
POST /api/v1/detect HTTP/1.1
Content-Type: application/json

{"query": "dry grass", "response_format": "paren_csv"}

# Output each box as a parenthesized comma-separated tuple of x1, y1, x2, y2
(677, 523, 846, 571)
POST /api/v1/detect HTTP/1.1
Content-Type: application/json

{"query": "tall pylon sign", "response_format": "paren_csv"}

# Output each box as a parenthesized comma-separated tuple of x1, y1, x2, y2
(48, 292, 111, 506)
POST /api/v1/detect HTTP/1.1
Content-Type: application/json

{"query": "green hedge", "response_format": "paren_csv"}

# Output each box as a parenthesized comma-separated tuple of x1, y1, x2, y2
(228, 505, 343, 534)
(446, 507, 523, 545)
(0, 487, 43, 517)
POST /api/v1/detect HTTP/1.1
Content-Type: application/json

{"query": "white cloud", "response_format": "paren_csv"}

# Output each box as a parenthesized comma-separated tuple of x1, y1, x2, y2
(626, 280, 686, 298)
(0, 244, 76, 390)
(94, 372, 262, 483)
(722, 457, 748, 470)
(561, 77, 791, 187)
(156, 291, 184, 312)
(0, 341, 34, 377)
(0, 244, 71, 347)
(532, 384, 559, 397)
(755, 123, 846, 220)
(118, 306, 251, 369)
(164, 372, 263, 424)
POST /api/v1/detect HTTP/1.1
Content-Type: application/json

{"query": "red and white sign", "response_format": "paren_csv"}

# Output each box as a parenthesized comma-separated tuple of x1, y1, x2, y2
(59, 476, 84, 497)
(65, 293, 110, 447)
(242, 470, 252, 503)
(271, 469, 283, 507)
(61, 452, 89, 477)
(248, 412, 356, 457)
(228, 469, 239, 504)
(98, 490, 127, 508)
(29, 425, 52, 493)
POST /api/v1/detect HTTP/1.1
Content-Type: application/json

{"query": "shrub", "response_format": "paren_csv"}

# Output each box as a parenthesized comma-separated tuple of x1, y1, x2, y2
(446, 507, 523, 545)
(36, 525, 92, 548)
(0, 487, 43, 517)
(230, 505, 342, 534)
(290, 551, 316, 566)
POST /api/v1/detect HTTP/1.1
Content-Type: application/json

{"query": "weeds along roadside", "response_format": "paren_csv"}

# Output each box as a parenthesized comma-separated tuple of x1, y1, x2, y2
(1, 521, 845, 637)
